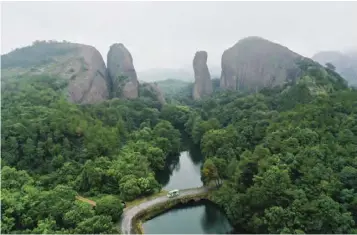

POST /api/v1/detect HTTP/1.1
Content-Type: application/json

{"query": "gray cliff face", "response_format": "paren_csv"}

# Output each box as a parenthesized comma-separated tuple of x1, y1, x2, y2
(192, 51, 212, 100)
(67, 44, 109, 104)
(220, 36, 302, 92)
(1, 41, 110, 104)
(107, 43, 139, 99)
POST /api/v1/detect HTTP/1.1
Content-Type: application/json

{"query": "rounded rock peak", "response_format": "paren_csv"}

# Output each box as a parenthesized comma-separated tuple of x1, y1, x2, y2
(195, 50, 208, 57)
(220, 36, 302, 92)
(240, 36, 266, 42)
(107, 42, 138, 99)
(194, 51, 208, 63)
(109, 43, 127, 50)
(112, 42, 124, 46)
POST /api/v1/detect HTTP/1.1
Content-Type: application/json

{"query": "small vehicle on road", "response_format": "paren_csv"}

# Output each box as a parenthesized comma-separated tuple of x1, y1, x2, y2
(167, 189, 180, 198)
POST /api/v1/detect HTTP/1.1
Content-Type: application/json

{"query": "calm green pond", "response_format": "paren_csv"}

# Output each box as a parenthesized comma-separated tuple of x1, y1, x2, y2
(142, 200, 233, 234)
(148, 150, 233, 234)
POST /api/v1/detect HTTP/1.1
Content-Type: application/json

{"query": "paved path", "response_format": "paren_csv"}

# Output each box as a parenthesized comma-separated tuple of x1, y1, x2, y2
(119, 187, 210, 234)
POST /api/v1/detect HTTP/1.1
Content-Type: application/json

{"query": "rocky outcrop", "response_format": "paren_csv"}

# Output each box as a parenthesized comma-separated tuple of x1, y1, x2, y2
(1, 41, 110, 104)
(67, 44, 110, 104)
(220, 36, 302, 92)
(192, 51, 212, 100)
(312, 51, 357, 87)
(139, 82, 166, 104)
(107, 43, 139, 99)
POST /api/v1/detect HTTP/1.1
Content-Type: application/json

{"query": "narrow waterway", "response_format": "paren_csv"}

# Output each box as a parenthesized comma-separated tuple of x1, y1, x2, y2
(146, 147, 233, 234)
(157, 151, 203, 190)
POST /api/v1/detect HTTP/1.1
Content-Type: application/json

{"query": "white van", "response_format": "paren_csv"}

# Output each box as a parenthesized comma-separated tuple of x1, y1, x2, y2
(167, 189, 180, 198)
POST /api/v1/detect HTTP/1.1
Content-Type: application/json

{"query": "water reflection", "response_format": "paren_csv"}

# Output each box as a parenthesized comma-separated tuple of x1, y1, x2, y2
(147, 141, 233, 234)
(187, 142, 204, 165)
(156, 151, 204, 190)
(143, 201, 233, 234)
(200, 201, 233, 234)
(155, 153, 180, 186)
(156, 143, 204, 190)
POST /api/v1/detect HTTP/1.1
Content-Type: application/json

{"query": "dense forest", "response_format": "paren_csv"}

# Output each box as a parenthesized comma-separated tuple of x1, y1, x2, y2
(2, 56, 357, 234)
(1, 75, 181, 233)
(189, 60, 357, 233)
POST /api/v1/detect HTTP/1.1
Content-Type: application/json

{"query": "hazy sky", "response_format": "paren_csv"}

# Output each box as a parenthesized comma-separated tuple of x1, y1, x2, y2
(2, 1, 357, 71)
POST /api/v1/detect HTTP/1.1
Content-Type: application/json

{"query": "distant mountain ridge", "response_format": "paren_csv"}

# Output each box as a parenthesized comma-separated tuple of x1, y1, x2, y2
(137, 66, 221, 83)
(312, 50, 357, 87)
(137, 68, 194, 82)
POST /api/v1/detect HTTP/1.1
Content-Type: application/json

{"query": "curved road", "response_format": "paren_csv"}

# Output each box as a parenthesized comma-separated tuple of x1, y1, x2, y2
(120, 187, 210, 234)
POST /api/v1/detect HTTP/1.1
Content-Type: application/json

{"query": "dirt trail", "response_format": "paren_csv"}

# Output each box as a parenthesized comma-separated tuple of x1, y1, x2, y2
(76, 195, 96, 207)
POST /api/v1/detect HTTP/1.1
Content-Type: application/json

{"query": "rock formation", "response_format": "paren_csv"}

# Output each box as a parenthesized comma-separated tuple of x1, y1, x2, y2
(220, 36, 302, 92)
(1, 41, 110, 104)
(192, 51, 212, 99)
(139, 82, 166, 104)
(107, 43, 139, 99)
(67, 44, 110, 104)
(312, 51, 357, 87)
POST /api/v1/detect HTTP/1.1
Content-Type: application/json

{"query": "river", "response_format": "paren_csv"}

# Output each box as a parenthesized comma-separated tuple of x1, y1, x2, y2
(157, 151, 203, 190)
(144, 148, 233, 234)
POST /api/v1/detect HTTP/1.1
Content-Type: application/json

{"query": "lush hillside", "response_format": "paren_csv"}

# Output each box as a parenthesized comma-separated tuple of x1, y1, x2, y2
(172, 58, 357, 233)
(155, 78, 194, 104)
(155, 77, 221, 105)
(1, 40, 82, 81)
(1, 40, 75, 69)
(1, 42, 357, 234)
(1, 75, 182, 233)
(1, 40, 110, 104)
(156, 78, 191, 94)
(313, 51, 357, 87)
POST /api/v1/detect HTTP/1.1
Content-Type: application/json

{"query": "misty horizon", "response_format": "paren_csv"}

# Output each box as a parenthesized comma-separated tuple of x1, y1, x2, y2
(2, 1, 357, 72)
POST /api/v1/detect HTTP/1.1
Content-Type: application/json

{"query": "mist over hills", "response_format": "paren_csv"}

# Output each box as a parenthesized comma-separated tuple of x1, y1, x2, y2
(312, 50, 357, 87)
(137, 66, 221, 83)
